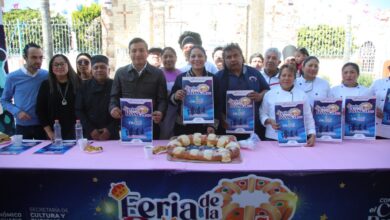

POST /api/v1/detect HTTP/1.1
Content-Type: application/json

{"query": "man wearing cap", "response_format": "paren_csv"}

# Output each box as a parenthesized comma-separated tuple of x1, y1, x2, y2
(177, 31, 218, 74)
(75, 55, 119, 140)
(109, 37, 168, 139)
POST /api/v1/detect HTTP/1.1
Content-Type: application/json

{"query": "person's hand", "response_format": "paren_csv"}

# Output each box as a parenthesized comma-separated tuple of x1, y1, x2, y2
(306, 134, 316, 147)
(18, 111, 31, 120)
(266, 118, 280, 130)
(46, 130, 54, 141)
(247, 91, 266, 102)
(376, 107, 384, 119)
(152, 111, 163, 124)
(110, 107, 122, 119)
(99, 128, 110, 140)
(90, 129, 100, 140)
(174, 89, 186, 101)
(207, 126, 215, 134)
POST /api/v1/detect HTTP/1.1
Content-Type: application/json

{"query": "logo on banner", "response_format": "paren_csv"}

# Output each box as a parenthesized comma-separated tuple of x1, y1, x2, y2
(368, 198, 390, 219)
(108, 175, 298, 220)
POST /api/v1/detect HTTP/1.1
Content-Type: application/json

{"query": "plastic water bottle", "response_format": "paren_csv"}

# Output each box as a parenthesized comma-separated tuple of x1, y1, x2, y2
(53, 120, 63, 147)
(75, 119, 83, 142)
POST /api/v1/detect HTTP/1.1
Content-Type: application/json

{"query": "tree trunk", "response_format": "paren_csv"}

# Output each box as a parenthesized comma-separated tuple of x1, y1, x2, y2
(40, 0, 53, 67)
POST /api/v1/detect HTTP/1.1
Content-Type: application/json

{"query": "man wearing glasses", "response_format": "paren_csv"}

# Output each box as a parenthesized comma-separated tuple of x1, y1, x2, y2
(1, 43, 48, 139)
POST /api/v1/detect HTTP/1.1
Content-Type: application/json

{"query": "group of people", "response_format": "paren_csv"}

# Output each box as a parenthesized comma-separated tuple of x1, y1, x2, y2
(1, 30, 389, 146)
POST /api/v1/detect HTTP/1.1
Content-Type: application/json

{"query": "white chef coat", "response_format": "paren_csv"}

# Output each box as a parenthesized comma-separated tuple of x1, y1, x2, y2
(369, 78, 390, 138)
(295, 76, 330, 107)
(329, 84, 370, 108)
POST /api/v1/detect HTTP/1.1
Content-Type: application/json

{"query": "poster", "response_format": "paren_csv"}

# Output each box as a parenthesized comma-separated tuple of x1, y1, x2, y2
(0, 141, 41, 155)
(275, 101, 307, 146)
(34, 141, 75, 155)
(182, 77, 214, 124)
(382, 88, 390, 126)
(344, 96, 376, 140)
(313, 99, 342, 142)
(120, 98, 153, 144)
(226, 90, 254, 133)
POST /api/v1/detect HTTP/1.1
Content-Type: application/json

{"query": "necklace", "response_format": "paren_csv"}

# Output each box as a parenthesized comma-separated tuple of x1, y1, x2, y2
(56, 82, 69, 106)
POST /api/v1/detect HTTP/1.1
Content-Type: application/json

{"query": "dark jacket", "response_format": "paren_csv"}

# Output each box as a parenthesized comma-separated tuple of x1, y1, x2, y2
(109, 63, 168, 117)
(75, 78, 119, 140)
(215, 65, 270, 139)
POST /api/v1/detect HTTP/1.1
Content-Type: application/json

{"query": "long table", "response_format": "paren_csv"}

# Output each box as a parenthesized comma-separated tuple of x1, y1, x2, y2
(0, 140, 389, 220)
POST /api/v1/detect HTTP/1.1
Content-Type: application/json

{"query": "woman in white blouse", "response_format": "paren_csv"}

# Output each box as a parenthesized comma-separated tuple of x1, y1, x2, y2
(295, 56, 330, 107)
(329, 62, 370, 107)
(260, 64, 316, 146)
(369, 65, 390, 139)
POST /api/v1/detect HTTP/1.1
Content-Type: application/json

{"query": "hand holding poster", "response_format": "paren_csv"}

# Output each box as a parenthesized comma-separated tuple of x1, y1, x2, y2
(182, 77, 214, 124)
(313, 99, 342, 142)
(344, 96, 376, 140)
(382, 89, 390, 126)
(120, 98, 153, 144)
(275, 102, 307, 146)
(226, 90, 254, 134)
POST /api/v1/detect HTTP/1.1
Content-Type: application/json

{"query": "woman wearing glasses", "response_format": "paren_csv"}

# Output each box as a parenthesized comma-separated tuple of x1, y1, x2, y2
(260, 64, 316, 146)
(295, 56, 330, 107)
(36, 54, 81, 140)
(76, 53, 92, 80)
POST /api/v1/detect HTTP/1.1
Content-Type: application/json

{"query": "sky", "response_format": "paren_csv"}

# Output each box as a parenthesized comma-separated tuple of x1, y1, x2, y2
(2, 0, 390, 13)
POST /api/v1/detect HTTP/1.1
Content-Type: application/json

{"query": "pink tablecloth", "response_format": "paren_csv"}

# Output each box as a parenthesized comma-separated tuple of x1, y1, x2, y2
(0, 140, 389, 172)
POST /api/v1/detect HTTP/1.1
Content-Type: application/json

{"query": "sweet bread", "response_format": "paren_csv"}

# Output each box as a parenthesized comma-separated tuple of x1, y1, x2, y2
(167, 134, 240, 163)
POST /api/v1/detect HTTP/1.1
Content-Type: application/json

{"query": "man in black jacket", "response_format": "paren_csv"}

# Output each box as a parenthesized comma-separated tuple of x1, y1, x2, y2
(75, 55, 119, 140)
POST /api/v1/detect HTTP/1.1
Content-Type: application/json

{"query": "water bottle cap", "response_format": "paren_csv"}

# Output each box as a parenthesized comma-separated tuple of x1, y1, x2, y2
(55, 119, 59, 123)
(76, 119, 80, 123)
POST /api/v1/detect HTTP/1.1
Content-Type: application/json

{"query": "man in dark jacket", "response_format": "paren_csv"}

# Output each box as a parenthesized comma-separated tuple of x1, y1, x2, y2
(75, 55, 119, 140)
(215, 43, 270, 140)
(109, 38, 168, 139)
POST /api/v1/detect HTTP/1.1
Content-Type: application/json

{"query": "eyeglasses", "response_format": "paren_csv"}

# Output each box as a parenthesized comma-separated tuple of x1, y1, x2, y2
(77, 60, 90, 65)
(53, 62, 67, 68)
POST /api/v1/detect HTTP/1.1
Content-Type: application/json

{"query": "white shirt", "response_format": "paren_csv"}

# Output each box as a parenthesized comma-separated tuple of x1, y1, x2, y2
(260, 86, 316, 140)
(329, 84, 370, 108)
(260, 70, 280, 89)
(295, 76, 330, 107)
(369, 78, 390, 138)
(179, 61, 218, 74)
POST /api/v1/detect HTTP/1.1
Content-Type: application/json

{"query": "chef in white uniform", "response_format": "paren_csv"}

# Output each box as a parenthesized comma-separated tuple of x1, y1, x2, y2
(295, 56, 330, 107)
(369, 65, 390, 139)
(329, 62, 370, 108)
(260, 64, 316, 146)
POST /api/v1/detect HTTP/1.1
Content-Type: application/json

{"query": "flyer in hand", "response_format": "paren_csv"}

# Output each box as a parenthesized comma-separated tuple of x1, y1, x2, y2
(344, 96, 376, 140)
(182, 77, 214, 124)
(226, 90, 254, 134)
(120, 98, 153, 144)
(313, 98, 342, 142)
(275, 101, 307, 146)
(382, 88, 390, 126)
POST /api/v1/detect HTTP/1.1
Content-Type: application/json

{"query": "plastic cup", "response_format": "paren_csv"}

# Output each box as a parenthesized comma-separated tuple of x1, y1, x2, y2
(11, 135, 23, 147)
(78, 138, 88, 150)
(144, 145, 153, 159)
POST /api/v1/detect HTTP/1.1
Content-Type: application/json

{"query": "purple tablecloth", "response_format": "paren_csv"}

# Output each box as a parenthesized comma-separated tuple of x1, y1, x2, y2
(0, 140, 389, 172)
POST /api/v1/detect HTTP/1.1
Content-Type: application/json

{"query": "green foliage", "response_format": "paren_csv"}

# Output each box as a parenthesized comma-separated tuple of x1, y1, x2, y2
(71, 3, 101, 23)
(3, 9, 71, 54)
(357, 73, 374, 88)
(71, 3, 101, 54)
(297, 25, 346, 58)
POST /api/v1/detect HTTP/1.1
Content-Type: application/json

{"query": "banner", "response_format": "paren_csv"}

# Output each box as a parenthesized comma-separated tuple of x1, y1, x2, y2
(344, 96, 376, 140)
(0, 170, 389, 219)
(120, 98, 153, 144)
(226, 90, 254, 134)
(382, 89, 390, 126)
(313, 99, 342, 142)
(275, 101, 307, 146)
(182, 77, 214, 124)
